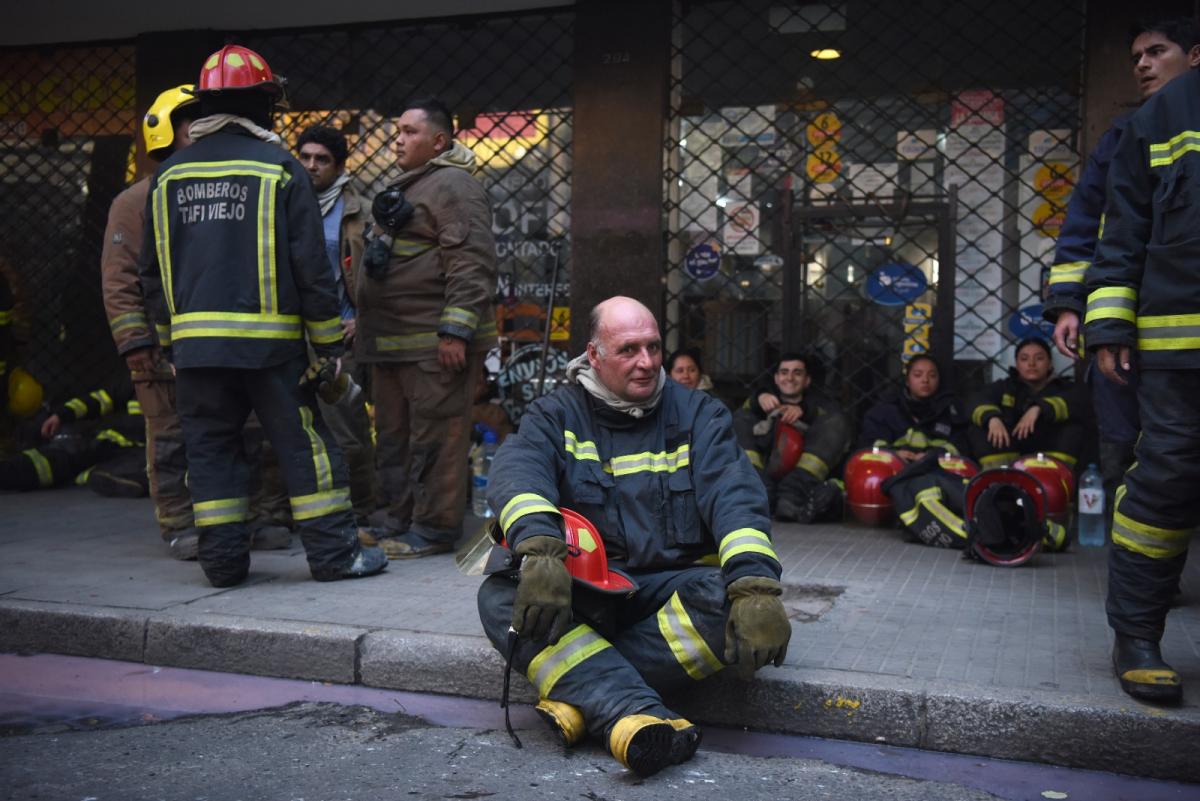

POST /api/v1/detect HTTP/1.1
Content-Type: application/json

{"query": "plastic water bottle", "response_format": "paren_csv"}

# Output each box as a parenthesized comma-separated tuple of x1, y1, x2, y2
(472, 427, 498, 518)
(1077, 463, 1105, 547)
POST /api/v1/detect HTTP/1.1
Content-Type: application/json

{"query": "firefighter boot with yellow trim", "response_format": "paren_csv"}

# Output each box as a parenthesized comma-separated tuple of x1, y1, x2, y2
(535, 699, 586, 747)
(1113, 634, 1182, 704)
(609, 714, 701, 777)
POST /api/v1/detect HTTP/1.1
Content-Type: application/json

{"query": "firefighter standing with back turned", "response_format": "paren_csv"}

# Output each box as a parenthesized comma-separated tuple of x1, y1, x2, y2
(137, 45, 386, 586)
(1084, 44, 1200, 705)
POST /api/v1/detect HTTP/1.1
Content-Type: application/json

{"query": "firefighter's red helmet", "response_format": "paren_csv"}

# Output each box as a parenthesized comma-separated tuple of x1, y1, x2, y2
(844, 447, 905, 525)
(937, 453, 980, 480)
(1011, 453, 1073, 523)
(195, 45, 284, 98)
(964, 468, 1045, 566)
(767, 423, 805, 480)
(559, 508, 636, 594)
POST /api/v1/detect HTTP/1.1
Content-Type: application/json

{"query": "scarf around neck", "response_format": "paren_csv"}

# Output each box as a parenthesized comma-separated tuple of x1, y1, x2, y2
(317, 173, 352, 217)
(188, 114, 282, 146)
(566, 353, 665, 418)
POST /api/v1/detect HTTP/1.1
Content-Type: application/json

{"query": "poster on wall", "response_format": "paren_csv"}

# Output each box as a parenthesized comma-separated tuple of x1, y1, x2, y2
(722, 200, 761, 255)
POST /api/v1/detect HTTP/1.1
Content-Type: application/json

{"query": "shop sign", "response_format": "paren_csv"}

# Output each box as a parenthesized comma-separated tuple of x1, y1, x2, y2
(867, 262, 927, 306)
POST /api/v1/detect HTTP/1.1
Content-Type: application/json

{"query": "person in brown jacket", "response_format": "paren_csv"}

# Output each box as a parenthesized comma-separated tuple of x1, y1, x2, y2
(101, 85, 201, 560)
(356, 97, 498, 558)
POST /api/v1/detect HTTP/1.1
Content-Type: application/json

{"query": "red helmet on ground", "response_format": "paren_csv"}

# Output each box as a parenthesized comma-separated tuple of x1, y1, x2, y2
(964, 468, 1045, 566)
(1011, 453, 1073, 523)
(937, 453, 980, 480)
(767, 423, 805, 480)
(559, 508, 636, 594)
(844, 447, 905, 525)
(195, 45, 285, 98)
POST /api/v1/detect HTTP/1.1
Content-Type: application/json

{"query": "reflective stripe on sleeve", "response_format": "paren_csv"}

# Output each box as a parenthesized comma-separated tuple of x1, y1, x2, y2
(499, 493, 560, 535)
(90, 390, 115, 415)
(718, 527, 778, 566)
(65, 398, 88, 418)
(439, 306, 479, 330)
(1047, 260, 1087, 286)
(109, 310, 149, 336)
(972, 404, 1001, 427)
(1043, 396, 1068, 422)
(304, 317, 343, 345)
(23, 449, 53, 487)
(1084, 287, 1137, 325)
(1148, 130, 1200, 168)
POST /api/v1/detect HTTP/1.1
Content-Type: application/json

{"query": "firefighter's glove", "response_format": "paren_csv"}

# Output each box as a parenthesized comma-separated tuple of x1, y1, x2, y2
(512, 535, 573, 644)
(299, 357, 347, 404)
(724, 576, 791, 680)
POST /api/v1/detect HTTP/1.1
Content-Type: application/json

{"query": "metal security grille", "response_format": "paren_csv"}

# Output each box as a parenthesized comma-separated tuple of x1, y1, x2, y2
(663, 0, 1086, 423)
(240, 10, 575, 422)
(0, 44, 137, 420)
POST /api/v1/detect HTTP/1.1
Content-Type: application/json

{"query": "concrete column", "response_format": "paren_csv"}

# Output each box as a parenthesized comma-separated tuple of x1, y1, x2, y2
(569, 0, 671, 349)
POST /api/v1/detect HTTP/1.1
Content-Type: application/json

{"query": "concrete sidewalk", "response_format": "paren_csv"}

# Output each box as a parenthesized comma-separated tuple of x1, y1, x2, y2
(1, 487, 1196, 782)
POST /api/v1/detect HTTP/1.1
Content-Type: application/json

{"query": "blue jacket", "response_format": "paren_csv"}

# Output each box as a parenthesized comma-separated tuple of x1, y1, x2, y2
(1043, 115, 1129, 322)
(489, 379, 781, 586)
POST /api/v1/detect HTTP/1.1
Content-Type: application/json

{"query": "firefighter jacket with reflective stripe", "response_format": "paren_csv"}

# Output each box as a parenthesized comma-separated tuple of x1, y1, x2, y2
(50, 372, 143, 445)
(355, 142, 498, 363)
(1085, 68, 1200, 368)
(102, 177, 156, 356)
(858, 388, 968, 456)
(1043, 116, 1128, 322)
(138, 125, 345, 369)
(490, 380, 782, 586)
(967, 372, 1082, 431)
(338, 185, 367, 311)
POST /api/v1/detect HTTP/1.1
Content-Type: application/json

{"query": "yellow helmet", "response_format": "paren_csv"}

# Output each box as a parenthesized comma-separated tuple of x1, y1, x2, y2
(7, 367, 44, 418)
(143, 84, 198, 160)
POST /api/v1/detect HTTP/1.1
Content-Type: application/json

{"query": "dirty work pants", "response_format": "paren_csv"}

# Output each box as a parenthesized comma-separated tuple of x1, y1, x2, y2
(0, 438, 120, 490)
(318, 351, 376, 524)
(130, 364, 194, 536)
(175, 357, 359, 584)
(1107, 369, 1196, 642)
(479, 566, 731, 741)
(372, 353, 480, 542)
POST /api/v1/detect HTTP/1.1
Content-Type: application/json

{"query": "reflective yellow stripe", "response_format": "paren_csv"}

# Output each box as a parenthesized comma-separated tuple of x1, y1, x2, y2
(1048, 260, 1088, 286)
(158, 160, 285, 183)
(1043, 520, 1068, 551)
(290, 488, 352, 521)
(527, 624, 612, 697)
(170, 311, 302, 341)
(894, 428, 930, 450)
(74, 466, 94, 486)
(605, 444, 690, 476)
(109, 310, 148, 335)
(1043, 396, 1068, 422)
(1085, 286, 1137, 325)
(391, 237, 436, 258)
(257, 175, 279, 314)
(745, 449, 764, 469)
(304, 317, 343, 345)
(915, 486, 966, 540)
(657, 591, 724, 680)
(90, 390, 114, 415)
(439, 306, 479, 330)
(1148, 130, 1200, 168)
(478, 320, 498, 337)
(1046, 450, 1076, 467)
(151, 180, 175, 316)
(693, 553, 720, 566)
(899, 504, 920, 526)
(797, 451, 828, 480)
(65, 398, 88, 418)
(499, 492, 560, 535)
(1111, 485, 1191, 558)
(718, 527, 777, 566)
(1137, 313, 1200, 351)
(127, 400, 141, 415)
(0, 309, 11, 324)
(972, 404, 1001, 427)
(299, 406, 332, 491)
(564, 430, 600, 462)
(979, 452, 1017, 468)
(375, 332, 439, 352)
(23, 449, 53, 487)
(95, 429, 136, 447)
(194, 497, 250, 526)
(1001, 393, 1015, 407)
(156, 323, 172, 345)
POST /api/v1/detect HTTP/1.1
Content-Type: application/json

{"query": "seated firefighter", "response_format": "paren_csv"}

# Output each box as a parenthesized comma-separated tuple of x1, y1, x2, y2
(0, 371, 149, 499)
(733, 352, 850, 523)
(966, 338, 1085, 469)
(858, 353, 968, 461)
(477, 296, 791, 777)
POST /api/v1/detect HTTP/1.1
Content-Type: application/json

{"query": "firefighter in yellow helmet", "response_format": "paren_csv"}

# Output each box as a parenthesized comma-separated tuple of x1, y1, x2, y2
(100, 84, 203, 559)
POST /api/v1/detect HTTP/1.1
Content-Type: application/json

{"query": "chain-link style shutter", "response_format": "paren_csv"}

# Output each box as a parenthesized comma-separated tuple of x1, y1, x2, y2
(664, 0, 1086, 424)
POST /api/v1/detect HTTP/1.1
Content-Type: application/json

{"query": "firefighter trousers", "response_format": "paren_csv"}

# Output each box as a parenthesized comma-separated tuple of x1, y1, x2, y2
(478, 566, 729, 742)
(175, 356, 360, 584)
(131, 365, 194, 536)
(318, 351, 375, 524)
(733, 408, 850, 483)
(1107, 369, 1197, 642)
(372, 353, 480, 541)
(967, 418, 1084, 469)
(0, 438, 120, 490)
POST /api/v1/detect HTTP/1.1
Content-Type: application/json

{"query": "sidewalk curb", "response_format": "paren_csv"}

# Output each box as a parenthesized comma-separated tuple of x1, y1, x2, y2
(2, 599, 1195, 782)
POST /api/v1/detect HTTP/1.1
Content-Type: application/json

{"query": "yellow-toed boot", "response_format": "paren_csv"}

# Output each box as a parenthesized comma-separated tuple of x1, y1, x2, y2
(535, 699, 586, 747)
(608, 714, 701, 777)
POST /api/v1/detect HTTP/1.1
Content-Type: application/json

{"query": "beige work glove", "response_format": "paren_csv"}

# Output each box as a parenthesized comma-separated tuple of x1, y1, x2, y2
(299, 356, 348, 404)
(512, 535, 573, 643)
(724, 575, 792, 679)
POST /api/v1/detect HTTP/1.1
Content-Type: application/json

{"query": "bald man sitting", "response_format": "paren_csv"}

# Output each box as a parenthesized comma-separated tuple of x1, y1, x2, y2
(476, 296, 791, 777)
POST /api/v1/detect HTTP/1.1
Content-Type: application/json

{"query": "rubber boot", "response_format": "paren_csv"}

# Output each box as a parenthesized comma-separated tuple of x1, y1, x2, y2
(609, 714, 701, 777)
(1112, 633, 1182, 704)
(535, 699, 586, 747)
(310, 544, 388, 582)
